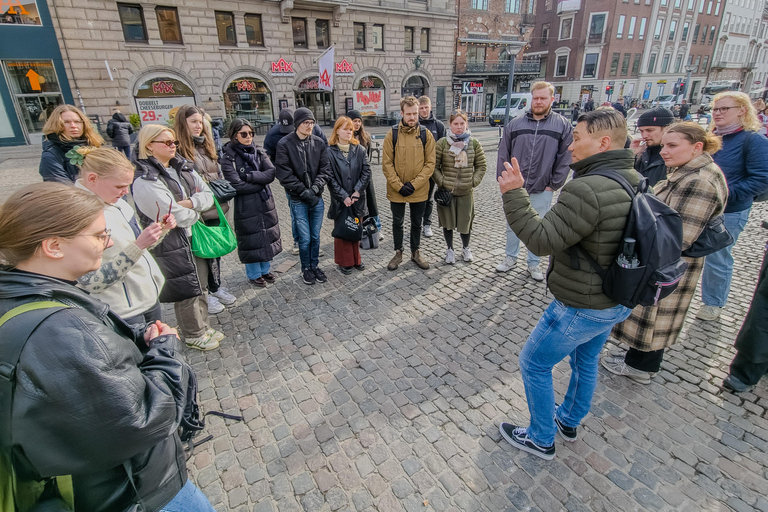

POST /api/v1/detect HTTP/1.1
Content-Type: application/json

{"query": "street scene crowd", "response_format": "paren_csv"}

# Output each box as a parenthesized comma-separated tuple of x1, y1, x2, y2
(1, 79, 768, 511)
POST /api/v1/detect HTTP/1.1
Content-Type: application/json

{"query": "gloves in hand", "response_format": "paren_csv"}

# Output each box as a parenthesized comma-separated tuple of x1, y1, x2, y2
(399, 182, 415, 197)
(299, 189, 316, 203)
(311, 185, 321, 195)
(308, 194, 320, 207)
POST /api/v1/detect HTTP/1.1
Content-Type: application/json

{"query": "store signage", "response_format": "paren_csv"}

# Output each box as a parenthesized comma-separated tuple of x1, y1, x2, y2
(235, 80, 257, 92)
(3, 0, 30, 15)
(353, 89, 384, 116)
(271, 58, 295, 76)
(135, 96, 191, 126)
(657, 80, 667, 84)
(25, 69, 42, 91)
(300, 78, 319, 90)
(335, 59, 354, 76)
(152, 81, 175, 94)
(461, 81, 483, 94)
(452, 83, 462, 91)
(360, 78, 376, 88)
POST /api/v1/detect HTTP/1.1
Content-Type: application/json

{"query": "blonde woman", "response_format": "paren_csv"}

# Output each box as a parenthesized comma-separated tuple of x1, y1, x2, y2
(74, 146, 175, 324)
(697, 91, 768, 321)
(132, 124, 224, 351)
(40, 104, 103, 184)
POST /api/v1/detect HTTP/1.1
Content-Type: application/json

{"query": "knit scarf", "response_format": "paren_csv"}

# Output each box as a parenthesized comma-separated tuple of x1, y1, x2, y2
(192, 135, 207, 146)
(446, 131, 471, 168)
(712, 124, 743, 136)
(231, 141, 259, 170)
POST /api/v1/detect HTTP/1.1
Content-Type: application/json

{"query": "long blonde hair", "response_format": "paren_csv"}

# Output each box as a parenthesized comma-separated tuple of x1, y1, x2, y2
(0, 182, 105, 267)
(77, 146, 134, 178)
(137, 125, 176, 160)
(711, 91, 762, 132)
(43, 105, 104, 146)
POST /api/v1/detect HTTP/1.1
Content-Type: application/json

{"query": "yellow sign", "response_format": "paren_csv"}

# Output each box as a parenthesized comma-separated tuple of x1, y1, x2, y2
(657, 80, 667, 84)
(1, 0, 30, 15)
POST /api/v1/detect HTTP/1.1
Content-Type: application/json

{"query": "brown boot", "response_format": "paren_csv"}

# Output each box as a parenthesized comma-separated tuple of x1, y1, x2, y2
(411, 249, 430, 269)
(388, 250, 403, 271)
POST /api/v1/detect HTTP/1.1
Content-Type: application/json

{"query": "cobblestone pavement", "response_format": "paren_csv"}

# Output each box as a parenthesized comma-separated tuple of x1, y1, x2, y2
(2, 133, 768, 512)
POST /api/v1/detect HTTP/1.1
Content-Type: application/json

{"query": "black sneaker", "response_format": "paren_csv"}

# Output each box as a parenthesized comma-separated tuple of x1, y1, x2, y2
(723, 374, 753, 393)
(313, 268, 327, 283)
(338, 265, 353, 275)
(499, 423, 555, 460)
(554, 414, 578, 442)
(302, 268, 316, 285)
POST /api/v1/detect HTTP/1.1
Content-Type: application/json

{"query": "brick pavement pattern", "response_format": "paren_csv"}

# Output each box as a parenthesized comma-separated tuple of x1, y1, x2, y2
(2, 132, 767, 511)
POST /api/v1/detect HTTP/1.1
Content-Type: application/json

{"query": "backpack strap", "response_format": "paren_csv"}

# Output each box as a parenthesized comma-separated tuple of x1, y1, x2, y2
(391, 126, 399, 160)
(419, 125, 428, 148)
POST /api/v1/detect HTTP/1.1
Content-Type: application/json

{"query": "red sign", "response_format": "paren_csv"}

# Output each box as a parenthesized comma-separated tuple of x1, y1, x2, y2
(320, 70, 331, 88)
(236, 80, 256, 91)
(152, 81, 175, 94)
(335, 59, 354, 74)
(353, 89, 384, 116)
(360, 78, 375, 88)
(300, 78, 319, 90)
(355, 90, 382, 105)
(270, 58, 295, 75)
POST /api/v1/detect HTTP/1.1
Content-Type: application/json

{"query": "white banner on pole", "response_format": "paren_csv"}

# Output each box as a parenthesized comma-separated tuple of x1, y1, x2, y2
(318, 47, 335, 91)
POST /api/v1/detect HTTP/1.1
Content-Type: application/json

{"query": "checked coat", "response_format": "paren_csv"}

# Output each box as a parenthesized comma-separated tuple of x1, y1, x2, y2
(612, 153, 728, 352)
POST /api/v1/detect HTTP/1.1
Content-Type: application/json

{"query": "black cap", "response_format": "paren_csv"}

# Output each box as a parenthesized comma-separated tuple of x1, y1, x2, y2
(637, 107, 675, 127)
(293, 107, 315, 128)
(347, 110, 362, 121)
(278, 109, 293, 134)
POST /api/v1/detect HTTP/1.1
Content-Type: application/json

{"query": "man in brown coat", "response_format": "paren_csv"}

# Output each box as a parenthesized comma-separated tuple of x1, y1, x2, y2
(382, 96, 436, 270)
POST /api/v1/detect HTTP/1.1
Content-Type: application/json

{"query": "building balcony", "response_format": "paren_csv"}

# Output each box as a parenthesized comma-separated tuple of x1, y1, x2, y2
(454, 58, 541, 76)
(587, 32, 604, 44)
(745, 61, 757, 69)
(556, 0, 580, 13)
(710, 61, 728, 69)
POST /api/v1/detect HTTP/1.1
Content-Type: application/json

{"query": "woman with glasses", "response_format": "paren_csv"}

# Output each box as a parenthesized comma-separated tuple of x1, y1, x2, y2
(39, 104, 104, 184)
(696, 92, 768, 321)
(220, 119, 282, 287)
(174, 105, 236, 315)
(132, 124, 224, 351)
(73, 146, 175, 324)
(0, 182, 216, 512)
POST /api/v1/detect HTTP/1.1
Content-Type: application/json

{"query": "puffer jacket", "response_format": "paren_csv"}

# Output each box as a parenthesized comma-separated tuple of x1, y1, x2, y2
(634, 144, 667, 187)
(39, 133, 87, 184)
(326, 144, 371, 220)
(220, 141, 282, 264)
(0, 270, 189, 512)
(106, 113, 133, 148)
(496, 110, 573, 194)
(502, 149, 640, 310)
(382, 121, 436, 203)
(433, 136, 487, 196)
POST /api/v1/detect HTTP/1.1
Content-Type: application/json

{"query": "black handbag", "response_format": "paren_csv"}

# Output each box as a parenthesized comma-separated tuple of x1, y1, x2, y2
(207, 178, 236, 203)
(682, 215, 734, 258)
(434, 188, 453, 206)
(332, 205, 363, 242)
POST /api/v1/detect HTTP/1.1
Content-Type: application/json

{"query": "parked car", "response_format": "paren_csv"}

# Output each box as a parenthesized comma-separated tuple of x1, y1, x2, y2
(654, 95, 679, 108)
(488, 93, 532, 126)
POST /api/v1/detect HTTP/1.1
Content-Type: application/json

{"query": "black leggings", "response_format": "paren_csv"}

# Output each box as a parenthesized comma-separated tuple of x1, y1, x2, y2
(443, 229, 470, 250)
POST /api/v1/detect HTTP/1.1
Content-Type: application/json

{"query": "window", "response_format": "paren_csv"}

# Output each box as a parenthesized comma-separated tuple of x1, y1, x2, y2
(215, 11, 236, 45)
(244, 14, 264, 46)
(661, 53, 670, 73)
(688, 0, 695, 8)
(420, 28, 429, 52)
(610, 52, 620, 75)
(692, 24, 700, 43)
(661, 0, 668, 5)
(555, 55, 568, 75)
(589, 13, 606, 42)
(706, 0, 712, 13)
(117, 3, 147, 43)
(669, 20, 677, 40)
(316, 19, 330, 48)
(654, 19, 663, 39)
(471, 0, 488, 9)
(354, 23, 365, 50)
(701, 24, 707, 44)
(560, 18, 572, 39)
(694, 55, 701, 72)
(632, 53, 642, 75)
(467, 45, 486, 63)
(639, 17, 647, 39)
(674, 0, 681, 7)
(538, 57, 547, 77)
(541, 23, 550, 45)
(674, 54, 682, 72)
(505, 0, 521, 12)
(621, 53, 631, 75)
(699, 0, 704, 12)
(292, 18, 307, 48)
(682, 22, 689, 41)
(404, 27, 413, 51)
(628, 17, 636, 39)
(701, 55, 709, 73)
(648, 52, 657, 73)
(617, 15, 625, 38)
(709, 26, 715, 43)
(545, 0, 552, 11)
(529, 0, 535, 13)
(155, 7, 182, 44)
(715, 0, 721, 14)
(372, 24, 383, 50)
(583, 53, 598, 77)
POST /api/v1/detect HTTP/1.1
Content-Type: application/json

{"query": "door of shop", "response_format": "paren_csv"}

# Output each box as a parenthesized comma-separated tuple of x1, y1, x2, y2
(295, 92, 334, 126)
(3, 60, 65, 144)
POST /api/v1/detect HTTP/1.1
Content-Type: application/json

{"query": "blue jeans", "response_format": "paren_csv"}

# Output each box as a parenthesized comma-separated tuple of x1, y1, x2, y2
(701, 208, 751, 307)
(286, 192, 299, 244)
(519, 299, 631, 447)
(160, 480, 215, 512)
(245, 261, 270, 280)
(290, 196, 324, 270)
(505, 190, 554, 266)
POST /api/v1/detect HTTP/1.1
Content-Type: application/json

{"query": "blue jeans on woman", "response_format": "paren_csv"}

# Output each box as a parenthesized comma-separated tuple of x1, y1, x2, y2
(160, 480, 215, 512)
(701, 208, 751, 307)
(289, 196, 325, 270)
(245, 261, 270, 280)
(518, 299, 631, 447)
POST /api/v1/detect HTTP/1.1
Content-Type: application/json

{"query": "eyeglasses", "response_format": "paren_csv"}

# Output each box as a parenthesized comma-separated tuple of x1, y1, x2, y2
(238, 131, 254, 138)
(76, 229, 111, 247)
(150, 140, 180, 147)
(711, 106, 740, 114)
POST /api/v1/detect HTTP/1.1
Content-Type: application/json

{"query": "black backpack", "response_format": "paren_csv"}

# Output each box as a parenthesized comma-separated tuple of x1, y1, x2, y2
(571, 170, 689, 308)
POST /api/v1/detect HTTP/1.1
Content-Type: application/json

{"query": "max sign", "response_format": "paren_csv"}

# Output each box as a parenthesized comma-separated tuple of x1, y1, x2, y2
(353, 89, 384, 116)
(271, 58, 295, 76)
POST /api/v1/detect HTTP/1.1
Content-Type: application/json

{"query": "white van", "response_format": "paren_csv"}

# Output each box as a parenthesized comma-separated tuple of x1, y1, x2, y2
(489, 93, 532, 126)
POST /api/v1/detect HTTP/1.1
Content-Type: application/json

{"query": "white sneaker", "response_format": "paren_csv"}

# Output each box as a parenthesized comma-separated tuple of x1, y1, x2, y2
(528, 265, 545, 282)
(205, 328, 225, 343)
(206, 295, 225, 314)
(292, 242, 299, 255)
(496, 256, 518, 272)
(445, 248, 455, 264)
(319, 248, 325, 257)
(423, 224, 433, 237)
(212, 287, 236, 305)
(462, 247, 474, 262)
(696, 305, 722, 321)
(378, 231, 385, 242)
(185, 331, 220, 351)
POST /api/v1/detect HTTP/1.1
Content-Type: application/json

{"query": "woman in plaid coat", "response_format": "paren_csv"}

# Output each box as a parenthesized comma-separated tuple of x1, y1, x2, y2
(603, 122, 729, 384)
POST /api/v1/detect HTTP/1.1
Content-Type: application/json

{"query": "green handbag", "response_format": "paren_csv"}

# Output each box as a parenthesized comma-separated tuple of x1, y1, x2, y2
(190, 197, 237, 259)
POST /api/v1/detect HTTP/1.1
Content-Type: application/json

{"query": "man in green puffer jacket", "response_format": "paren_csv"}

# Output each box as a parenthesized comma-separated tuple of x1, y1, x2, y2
(496, 109, 640, 461)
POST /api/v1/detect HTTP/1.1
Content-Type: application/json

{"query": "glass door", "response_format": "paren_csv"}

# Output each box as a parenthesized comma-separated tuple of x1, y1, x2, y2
(3, 60, 64, 143)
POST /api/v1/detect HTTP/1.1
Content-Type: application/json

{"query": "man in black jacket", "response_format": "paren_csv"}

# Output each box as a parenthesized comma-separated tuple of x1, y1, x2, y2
(630, 107, 675, 186)
(106, 111, 134, 159)
(418, 95, 445, 238)
(275, 108, 332, 285)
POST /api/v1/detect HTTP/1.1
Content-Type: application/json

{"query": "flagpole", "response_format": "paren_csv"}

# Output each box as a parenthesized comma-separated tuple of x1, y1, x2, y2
(313, 44, 336, 64)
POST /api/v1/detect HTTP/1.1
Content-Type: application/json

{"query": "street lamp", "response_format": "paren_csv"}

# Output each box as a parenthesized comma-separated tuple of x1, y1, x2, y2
(684, 64, 696, 103)
(502, 41, 528, 128)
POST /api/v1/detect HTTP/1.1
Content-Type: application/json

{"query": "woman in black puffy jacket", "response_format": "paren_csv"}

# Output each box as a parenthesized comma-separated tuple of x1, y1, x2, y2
(39, 104, 104, 184)
(220, 118, 282, 287)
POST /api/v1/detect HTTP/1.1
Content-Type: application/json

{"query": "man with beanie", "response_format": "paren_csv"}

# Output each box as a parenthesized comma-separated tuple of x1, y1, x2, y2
(417, 95, 446, 238)
(631, 107, 675, 186)
(275, 107, 332, 285)
(382, 95, 435, 270)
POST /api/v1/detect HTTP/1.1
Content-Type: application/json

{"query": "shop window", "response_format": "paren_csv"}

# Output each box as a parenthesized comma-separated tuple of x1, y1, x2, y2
(292, 18, 307, 48)
(404, 27, 413, 51)
(215, 11, 236, 46)
(224, 78, 274, 125)
(354, 23, 365, 50)
(245, 14, 263, 46)
(4, 61, 64, 135)
(583, 53, 598, 78)
(0, 0, 41, 25)
(316, 19, 330, 49)
(372, 24, 384, 50)
(117, 3, 147, 42)
(421, 28, 429, 53)
(156, 7, 182, 44)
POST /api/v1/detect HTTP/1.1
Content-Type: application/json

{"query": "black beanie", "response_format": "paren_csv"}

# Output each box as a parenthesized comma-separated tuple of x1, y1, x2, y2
(637, 107, 675, 127)
(347, 110, 362, 121)
(293, 107, 315, 128)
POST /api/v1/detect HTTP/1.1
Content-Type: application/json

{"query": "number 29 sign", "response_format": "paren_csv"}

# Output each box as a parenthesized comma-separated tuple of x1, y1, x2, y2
(135, 97, 192, 126)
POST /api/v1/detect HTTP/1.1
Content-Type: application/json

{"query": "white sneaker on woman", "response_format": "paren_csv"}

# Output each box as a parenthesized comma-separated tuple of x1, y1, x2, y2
(462, 247, 474, 262)
(445, 248, 455, 264)
(212, 287, 236, 305)
(206, 295, 225, 314)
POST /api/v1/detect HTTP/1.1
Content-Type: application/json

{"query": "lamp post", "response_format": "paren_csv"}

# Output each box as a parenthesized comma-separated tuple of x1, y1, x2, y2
(503, 55, 517, 128)
(684, 64, 696, 103)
